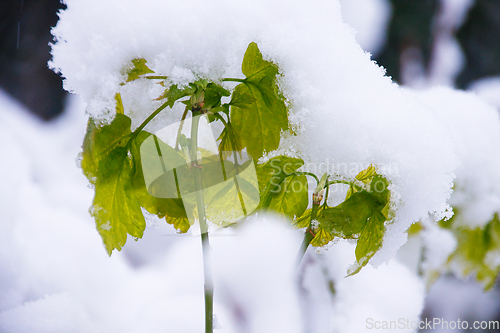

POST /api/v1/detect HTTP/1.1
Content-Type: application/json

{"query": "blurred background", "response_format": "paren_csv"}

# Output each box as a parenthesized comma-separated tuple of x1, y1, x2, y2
(1, 0, 500, 331)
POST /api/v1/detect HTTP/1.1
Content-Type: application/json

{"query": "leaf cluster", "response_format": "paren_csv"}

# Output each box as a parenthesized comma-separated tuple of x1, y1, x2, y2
(82, 43, 392, 277)
(255, 160, 391, 275)
(439, 213, 500, 290)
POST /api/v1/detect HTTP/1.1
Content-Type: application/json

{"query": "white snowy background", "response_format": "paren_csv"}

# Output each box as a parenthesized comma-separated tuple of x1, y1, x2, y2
(1, 0, 500, 332)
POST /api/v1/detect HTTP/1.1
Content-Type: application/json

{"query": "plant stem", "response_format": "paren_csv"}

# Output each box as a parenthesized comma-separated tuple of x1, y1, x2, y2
(175, 107, 189, 150)
(326, 179, 363, 191)
(296, 203, 319, 266)
(295, 171, 320, 184)
(143, 75, 170, 80)
(133, 100, 171, 135)
(190, 114, 213, 333)
(221, 78, 246, 83)
(212, 112, 228, 126)
(322, 181, 330, 208)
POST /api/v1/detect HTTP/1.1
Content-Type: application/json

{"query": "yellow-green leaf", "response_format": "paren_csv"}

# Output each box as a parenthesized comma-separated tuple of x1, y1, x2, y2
(443, 214, 500, 290)
(355, 165, 376, 184)
(129, 131, 193, 232)
(231, 43, 289, 159)
(267, 174, 309, 219)
(255, 155, 304, 208)
(311, 228, 334, 247)
(124, 58, 154, 82)
(294, 208, 312, 229)
(313, 175, 391, 276)
(217, 122, 243, 160)
(115, 93, 124, 114)
(348, 210, 386, 276)
(81, 114, 145, 255)
(155, 84, 195, 107)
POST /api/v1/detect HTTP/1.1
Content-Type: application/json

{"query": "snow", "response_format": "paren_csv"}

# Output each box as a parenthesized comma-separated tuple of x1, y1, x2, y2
(211, 215, 303, 332)
(421, 275, 500, 333)
(420, 219, 457, 279)
(0, 87, 430, 332)
(329, 243, 425, 333)
(297, 241, 425, 333)
(338, 0, 391, 56)
(0, 0, 494, 330)
(50, 0, 460, 269)
(417, 87, 500, 228)
(469, 76, 500, 109)
(0, 92, 211, 332)
(0, 293, 102, 333)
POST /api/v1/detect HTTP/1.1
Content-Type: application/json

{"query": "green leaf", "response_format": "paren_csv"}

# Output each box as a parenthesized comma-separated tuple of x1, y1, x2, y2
(241, 42, 276, 79)
(267, 174, 308, 218)
(348, 210, 386, 276)
(355, 164, 376, 184)
(189, 78, 209, 91)
(124, 58, 154, 82)
(255, 155, 308, 218)
(255, 156, 304, 208)
(315, 173, 328, 195)
(311, 228, 334, 247)
(167, 216, 191, 234)
(294, 208, 312, 229)
(210, 103, 230, 116)
(312, 175, 390, 276)
(92, 149, 145, 255)
(229, 90, 257, 108)
(115, 93, 124, 114)
(205, 175, 260, 225)
(230, 84, 286, 159)
(317, 191, 380, 239)
(81, 114, 132, 183)
(345, 185, 357, 201)
(129, 131, 191, 233)
(81, 114, 196, 253)
(407, 222, 423, 236)
(217, 121, 243, 160)
(204, 82, 230, 110)
(370, 175, 390, 206)
(81, 114, 145, 255)
(443, 214, 500, 290)
(230, 43, 289, 159)
(156, 84, 195, 107)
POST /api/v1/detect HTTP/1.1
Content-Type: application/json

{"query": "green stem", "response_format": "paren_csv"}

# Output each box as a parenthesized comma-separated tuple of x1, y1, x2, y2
(144, 75, 170, 80)
(231, 151, 247, 216)
(296, 203, 320, 266)
(212, 112, 247, 216)
(326, 180, 363, 191)
(221, 78, 246, 83)
(295, 171, 320, 184)
(133, 100, 171, 136)
(175, 107, 189, 150)
(322, 181, 330, 208)
(417, 243, 426, 278)
(212, 112, 228, 126)
(190, 114, 213, 333)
